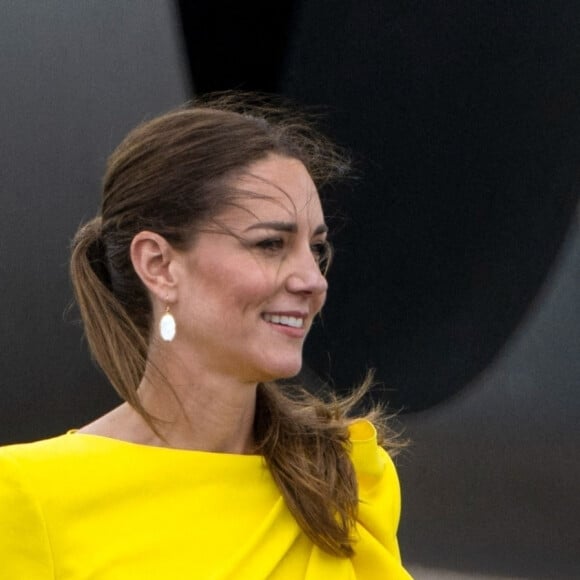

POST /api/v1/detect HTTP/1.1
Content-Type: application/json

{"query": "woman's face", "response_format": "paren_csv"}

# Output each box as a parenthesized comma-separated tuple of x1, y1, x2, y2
(171, 154, 329, 383)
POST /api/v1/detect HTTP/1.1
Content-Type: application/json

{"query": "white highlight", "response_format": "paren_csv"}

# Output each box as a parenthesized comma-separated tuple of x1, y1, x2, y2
(159, 312, 176, 341)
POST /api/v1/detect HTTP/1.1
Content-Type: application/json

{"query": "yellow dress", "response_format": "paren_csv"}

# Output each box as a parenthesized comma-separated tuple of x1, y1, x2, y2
(0, 420, 412, 579)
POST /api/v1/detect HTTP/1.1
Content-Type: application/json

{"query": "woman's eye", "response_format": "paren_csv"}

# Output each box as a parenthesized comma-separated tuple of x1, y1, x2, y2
(256, 238, 284, 252)
(311, 241, 331, 263)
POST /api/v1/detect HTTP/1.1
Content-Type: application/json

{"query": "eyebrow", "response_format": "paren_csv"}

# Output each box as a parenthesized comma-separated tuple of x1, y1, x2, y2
(244, 221, 328, 235)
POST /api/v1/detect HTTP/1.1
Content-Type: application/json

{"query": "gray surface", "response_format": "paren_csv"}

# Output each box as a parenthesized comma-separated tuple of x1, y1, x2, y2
(0, 0, 188, 442)
(407, 565, 529, 580)
(399, 219, 580, 578)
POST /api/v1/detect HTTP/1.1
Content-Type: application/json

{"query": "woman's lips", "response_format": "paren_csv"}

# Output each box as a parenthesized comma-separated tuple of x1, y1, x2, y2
(261, 312, 308, 337)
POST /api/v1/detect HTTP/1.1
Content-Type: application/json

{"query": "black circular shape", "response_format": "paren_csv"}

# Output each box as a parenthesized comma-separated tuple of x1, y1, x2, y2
(287, 2, 580, 411)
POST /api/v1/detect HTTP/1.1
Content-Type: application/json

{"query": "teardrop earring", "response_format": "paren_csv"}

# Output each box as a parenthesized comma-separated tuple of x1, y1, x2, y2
(159, 304, 176, 342)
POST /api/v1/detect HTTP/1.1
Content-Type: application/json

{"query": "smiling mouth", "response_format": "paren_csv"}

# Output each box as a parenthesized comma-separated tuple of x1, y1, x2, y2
(262, 313, 305, 329)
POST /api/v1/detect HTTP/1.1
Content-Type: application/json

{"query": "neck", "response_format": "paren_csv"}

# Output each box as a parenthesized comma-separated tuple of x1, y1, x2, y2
(79, 362, 259, 455)
(135, 368, 258, 454)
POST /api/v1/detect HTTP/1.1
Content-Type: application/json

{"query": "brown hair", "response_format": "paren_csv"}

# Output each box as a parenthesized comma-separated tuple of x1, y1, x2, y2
(70, 93, 401, 558)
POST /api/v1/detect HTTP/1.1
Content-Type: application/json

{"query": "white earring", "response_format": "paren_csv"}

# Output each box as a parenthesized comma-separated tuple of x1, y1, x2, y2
(159, 304, 176, 342)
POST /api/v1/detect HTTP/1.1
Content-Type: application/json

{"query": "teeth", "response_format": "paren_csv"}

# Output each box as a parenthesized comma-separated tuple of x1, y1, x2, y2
(263, 314, 304, 328)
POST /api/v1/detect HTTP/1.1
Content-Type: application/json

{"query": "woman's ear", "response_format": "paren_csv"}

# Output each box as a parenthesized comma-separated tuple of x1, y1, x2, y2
(130, 231, 178, 301)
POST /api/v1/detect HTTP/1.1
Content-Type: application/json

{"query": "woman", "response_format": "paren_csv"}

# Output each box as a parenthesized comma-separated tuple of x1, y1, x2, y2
(0, 94, 412, 578)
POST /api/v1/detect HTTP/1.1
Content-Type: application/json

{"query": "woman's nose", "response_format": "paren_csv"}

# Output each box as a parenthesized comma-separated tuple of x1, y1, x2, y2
(284, 247, 329, 295)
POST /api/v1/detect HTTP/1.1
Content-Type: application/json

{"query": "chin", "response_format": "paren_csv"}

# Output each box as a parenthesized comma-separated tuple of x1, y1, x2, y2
(255, 358, 303, 382)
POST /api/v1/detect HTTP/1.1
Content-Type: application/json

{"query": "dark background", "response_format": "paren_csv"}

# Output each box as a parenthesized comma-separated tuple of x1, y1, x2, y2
(1, 1, 578, 577)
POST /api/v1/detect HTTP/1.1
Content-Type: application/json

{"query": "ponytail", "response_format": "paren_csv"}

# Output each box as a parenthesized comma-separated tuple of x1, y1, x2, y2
(69, 217, 151, 423)
(255, 375, 404, 558)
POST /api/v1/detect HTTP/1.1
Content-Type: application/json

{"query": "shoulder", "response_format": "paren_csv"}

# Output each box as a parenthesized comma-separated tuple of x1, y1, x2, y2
(0, 435, 78, 507)
(348, 419, 400, 488)
(347, 420, 403, 549)
(0, 433, 116, 500)
(0, 438, 65, 578)
(0, 433, 92, 473)
(0, 434, 72, 471)
(0, 437, 61, 510)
